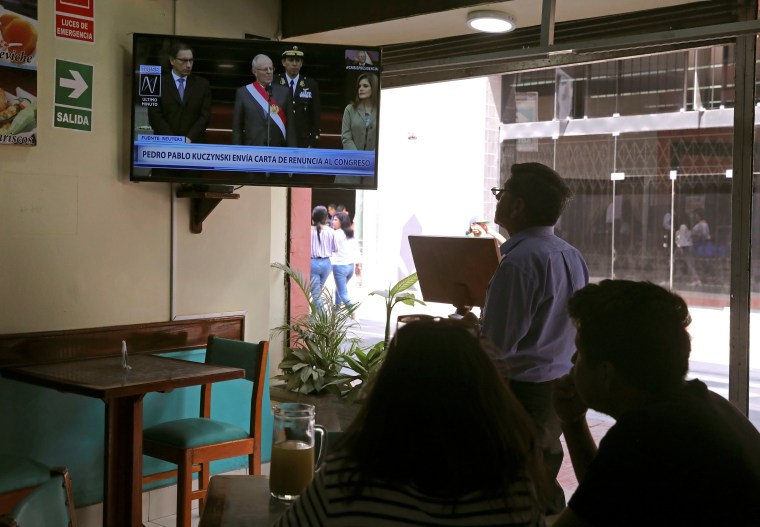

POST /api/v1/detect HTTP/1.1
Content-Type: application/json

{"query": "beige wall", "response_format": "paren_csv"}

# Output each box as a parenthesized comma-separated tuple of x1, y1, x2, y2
(0, 0, 287, 360)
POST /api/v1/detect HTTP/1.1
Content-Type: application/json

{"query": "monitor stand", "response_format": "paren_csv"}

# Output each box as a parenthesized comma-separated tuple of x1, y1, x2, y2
(175, 185, 241, 233)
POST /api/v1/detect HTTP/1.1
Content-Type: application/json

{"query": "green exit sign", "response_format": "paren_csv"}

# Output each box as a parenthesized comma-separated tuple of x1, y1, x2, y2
(54, 59, 93, 132)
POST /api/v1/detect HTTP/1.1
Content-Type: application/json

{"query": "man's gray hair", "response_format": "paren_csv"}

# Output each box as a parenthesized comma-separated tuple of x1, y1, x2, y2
(251, 54, 270, 69)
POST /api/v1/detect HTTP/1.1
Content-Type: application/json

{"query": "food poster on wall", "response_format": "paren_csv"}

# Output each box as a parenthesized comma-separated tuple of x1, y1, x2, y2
(0, 0, 38, 146)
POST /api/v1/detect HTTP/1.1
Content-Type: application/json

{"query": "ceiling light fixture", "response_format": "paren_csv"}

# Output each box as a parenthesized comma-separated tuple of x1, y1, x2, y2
(467, 10, 516, 33)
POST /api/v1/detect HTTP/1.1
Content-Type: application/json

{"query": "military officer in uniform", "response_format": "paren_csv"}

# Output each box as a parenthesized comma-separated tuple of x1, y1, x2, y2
(275, 45, 321, 148)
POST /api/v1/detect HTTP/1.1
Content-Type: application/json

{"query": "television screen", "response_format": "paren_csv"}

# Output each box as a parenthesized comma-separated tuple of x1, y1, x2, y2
(130, 33, 382, 190)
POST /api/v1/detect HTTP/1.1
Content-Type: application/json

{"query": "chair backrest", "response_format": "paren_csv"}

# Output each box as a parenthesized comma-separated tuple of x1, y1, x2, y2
(206, 337, 268, 383)
(0, 453, 51, 495)
(0, 469, 76, 527)
(202, 336, 269, 452)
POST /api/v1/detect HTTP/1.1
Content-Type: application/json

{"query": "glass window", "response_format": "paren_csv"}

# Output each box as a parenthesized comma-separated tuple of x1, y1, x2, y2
(501, 47, 736, 421)
(365, 44, 755, 427)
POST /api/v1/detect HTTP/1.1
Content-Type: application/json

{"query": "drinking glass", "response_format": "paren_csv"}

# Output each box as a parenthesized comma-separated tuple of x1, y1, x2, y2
(269, 402, 325, 501)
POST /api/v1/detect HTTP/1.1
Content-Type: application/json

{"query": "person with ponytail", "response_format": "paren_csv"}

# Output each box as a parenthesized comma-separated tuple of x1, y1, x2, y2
(310, 205, 338, 307)
(330, 212, 361, 310)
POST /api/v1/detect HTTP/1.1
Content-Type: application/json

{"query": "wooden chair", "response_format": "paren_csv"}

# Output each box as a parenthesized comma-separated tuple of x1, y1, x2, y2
(142, 336, 269, 527)
(0, 467, 77, 527)
(0, 454, 53, 515)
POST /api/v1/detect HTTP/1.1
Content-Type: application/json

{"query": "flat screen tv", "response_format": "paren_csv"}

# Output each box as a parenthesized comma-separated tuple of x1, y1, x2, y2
(130, 33, 382, 190)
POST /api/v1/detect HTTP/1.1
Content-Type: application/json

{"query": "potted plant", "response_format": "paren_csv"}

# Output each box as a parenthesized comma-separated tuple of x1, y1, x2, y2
(270, 262, 359, 396)
(270, 263, 424, 406)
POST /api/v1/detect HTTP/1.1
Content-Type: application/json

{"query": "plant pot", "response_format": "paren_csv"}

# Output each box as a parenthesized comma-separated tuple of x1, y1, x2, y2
(270, 384, 361, 432)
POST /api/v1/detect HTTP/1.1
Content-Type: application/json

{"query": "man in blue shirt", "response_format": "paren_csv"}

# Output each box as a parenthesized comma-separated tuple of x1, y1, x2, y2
(481, 162, 589, 514)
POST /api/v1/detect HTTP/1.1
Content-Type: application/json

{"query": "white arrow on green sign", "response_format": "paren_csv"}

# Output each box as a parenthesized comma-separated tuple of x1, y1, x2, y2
(60, 70, 88, 99)
(54, 59, 93, 132)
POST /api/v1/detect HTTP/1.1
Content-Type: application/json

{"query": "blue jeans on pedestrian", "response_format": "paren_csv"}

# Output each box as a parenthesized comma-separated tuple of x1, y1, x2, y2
(310, 257, 332, 307)
(332, 264, 354, 306)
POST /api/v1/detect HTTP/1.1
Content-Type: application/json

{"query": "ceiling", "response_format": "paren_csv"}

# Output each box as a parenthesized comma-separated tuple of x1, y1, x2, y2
(283, 0, 701, 46)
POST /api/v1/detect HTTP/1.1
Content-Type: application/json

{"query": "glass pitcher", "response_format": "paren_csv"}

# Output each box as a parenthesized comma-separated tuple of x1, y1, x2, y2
(269, 402, 326, 501)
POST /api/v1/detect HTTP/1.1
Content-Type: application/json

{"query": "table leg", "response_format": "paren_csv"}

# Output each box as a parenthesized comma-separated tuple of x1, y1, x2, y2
(104, 394, 145, 527)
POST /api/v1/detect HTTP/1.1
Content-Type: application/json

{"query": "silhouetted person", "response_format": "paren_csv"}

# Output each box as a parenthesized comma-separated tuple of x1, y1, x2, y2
(481, 162, 589, 514)
(553, 280, 760, 526)
(276, 319, 550, 526)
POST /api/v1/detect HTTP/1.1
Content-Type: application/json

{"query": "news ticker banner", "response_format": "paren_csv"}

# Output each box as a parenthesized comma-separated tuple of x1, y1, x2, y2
(134, 138, 375, 176)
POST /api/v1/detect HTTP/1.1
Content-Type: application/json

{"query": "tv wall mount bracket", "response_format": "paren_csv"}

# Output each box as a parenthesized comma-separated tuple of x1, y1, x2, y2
(175, 188, 240, 234)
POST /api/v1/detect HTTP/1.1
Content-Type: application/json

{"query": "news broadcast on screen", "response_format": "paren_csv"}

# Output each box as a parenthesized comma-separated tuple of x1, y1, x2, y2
(130, 33, 381, 190)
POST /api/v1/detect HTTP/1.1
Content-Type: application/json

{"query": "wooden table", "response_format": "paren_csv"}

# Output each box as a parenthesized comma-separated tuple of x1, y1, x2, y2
(199, 475, 289, 527)
(1, 354, 244, 527)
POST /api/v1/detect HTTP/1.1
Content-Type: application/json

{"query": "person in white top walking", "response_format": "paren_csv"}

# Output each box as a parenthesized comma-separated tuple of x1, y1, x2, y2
(330, 212, 360, 310)
(310, 206, 338, 308)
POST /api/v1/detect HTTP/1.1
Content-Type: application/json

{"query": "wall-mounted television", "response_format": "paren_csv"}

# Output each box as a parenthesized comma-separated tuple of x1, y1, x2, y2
(130, 33, 382, 190)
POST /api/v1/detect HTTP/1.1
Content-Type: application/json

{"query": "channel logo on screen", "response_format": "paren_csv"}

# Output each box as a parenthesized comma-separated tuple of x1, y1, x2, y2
(139, 65, 162, 97)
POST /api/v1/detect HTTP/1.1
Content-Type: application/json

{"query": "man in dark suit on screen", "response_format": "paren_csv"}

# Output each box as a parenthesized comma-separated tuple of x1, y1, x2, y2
(274, 46, 321, 148)
(148, 42, 211, 143)
(232, 54, 294, 147)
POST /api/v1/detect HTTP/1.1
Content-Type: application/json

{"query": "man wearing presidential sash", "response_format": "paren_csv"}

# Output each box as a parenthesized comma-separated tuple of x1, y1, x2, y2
(232, 54, 294, 147)
(274, 46, 321, 148)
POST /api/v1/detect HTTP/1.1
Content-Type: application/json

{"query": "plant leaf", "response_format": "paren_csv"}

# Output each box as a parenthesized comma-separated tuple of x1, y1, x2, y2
(343, 356, 364, 373)
(292, 349, 310, 362)
(286, 376, 301, 390)
(369, 290, 391, 299)
(389, 272, 418, 296)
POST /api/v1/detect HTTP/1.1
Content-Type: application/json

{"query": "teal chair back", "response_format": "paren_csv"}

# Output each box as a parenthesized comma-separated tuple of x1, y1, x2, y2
(0, 454, 52, 514)
(204, 337, 269, 450)
(0, 468, 76, 527)
(206, 337, 266, 382)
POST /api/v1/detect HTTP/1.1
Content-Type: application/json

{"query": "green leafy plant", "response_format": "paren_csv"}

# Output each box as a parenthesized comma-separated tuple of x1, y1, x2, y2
(271, 263, 425, 398)
(341, 272, 425, 401)
(271, 262, 360, 395)
(370, 272, 426, 351)
(341, 341, 385, 402)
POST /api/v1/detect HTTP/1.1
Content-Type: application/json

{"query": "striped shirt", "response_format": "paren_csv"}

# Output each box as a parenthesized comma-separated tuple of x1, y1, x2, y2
(274, 455, 545, 527)
(311, 225, 338, 258)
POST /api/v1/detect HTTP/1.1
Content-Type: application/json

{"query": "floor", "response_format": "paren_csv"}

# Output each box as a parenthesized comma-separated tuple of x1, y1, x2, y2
(75, 466, 272, 527)
(145, 512, 200, 527)
(75, 421, 614, 526)
(96, 418, 614, 527)
(145, 465, 273, 527)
